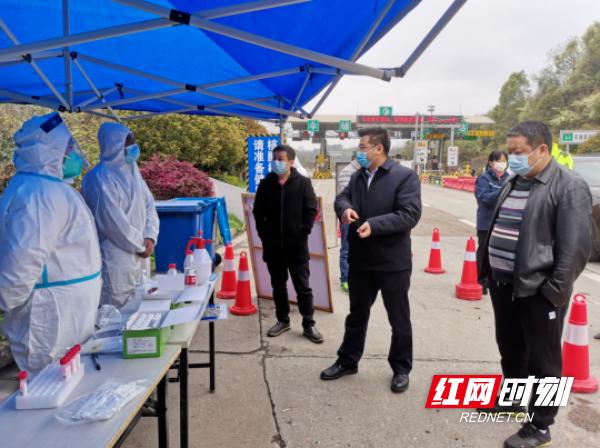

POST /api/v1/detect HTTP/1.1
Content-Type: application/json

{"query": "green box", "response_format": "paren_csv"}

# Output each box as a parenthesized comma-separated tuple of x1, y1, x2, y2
(123, 312, 172, 359)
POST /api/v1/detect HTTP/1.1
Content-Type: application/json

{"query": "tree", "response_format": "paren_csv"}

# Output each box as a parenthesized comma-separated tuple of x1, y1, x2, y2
(127, 114, 248, 176)
(489, 71, 531, 139)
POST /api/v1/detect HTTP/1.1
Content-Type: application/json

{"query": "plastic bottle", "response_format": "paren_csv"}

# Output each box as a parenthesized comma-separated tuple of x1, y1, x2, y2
(183, 249, 196, 287)
(192, 232, 212, 286)
(167, 263, 178, 276)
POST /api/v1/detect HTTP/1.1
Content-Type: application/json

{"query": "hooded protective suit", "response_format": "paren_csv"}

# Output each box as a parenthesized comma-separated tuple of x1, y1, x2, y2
(82, 123, 159, 309)
(0, 113, 102, 372)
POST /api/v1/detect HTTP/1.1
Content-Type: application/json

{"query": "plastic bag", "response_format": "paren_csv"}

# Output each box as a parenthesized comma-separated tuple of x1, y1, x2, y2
(56, 379, 146, 424)
(95, 305, 123, 334)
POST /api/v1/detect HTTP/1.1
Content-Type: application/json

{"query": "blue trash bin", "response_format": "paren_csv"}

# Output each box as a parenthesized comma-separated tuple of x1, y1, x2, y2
(154, 199, 215, 273)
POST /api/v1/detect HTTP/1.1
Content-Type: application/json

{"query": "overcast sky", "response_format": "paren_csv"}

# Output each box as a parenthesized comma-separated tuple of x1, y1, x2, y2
(305, 0, 600, 117)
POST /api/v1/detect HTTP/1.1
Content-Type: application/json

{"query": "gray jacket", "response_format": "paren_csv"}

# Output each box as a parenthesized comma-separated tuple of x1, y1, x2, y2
(480, 159, 593, 307)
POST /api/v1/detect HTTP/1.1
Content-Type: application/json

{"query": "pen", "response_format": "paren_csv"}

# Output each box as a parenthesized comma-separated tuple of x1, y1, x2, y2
(92, 353, 101, 371)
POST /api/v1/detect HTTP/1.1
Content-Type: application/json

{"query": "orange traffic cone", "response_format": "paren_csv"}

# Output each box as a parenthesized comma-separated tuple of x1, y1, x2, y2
(230, 252, 257, 316)
(455, 237, 482, 300)
(217, 244, 237, 299)
(563, 294, 598, 393)
(425, 228, 445, 274)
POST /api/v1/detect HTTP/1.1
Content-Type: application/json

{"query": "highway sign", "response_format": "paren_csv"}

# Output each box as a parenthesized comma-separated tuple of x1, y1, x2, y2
(307, 119, 319, 132)
(379, 106, 393, 116)
(559, 130, 598, 145)
(447, 146, 459, 167)
(338, 120, 352, 133)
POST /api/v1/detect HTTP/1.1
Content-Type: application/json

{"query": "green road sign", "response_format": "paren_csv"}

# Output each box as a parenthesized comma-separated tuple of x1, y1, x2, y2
(307, 119, 319, 132)
(379, 106, 393, 116)
(339, 120, 352, 133)
(458, 122, 469, 134)
(562, 133, 573, 142)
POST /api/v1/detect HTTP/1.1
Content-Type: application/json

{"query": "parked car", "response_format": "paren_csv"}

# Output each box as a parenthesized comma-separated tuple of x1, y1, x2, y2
(573, 154, 600, 261)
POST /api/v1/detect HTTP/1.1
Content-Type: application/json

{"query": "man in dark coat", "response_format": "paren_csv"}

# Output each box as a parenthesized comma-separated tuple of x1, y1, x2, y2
(253, 144, 323, 343)
(321, 127, 422, 393)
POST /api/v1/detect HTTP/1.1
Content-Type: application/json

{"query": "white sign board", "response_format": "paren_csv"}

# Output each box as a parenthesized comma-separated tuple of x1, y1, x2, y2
(447, 146, 459, 167)
(559, 130, 598, 145)
(415, 141, 428, 164)
(242, 194, 334, 312)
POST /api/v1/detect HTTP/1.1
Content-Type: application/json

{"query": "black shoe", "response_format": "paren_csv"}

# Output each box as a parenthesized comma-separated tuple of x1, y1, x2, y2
(478, 397, 527, 415)
(594, 332, 600, 340)
(504, 423, 551, 448)
(320, 363, 358, 380)
(267, 321, 290, 337)
(303, 326, 324, 344)
(391, 373, 409, 393)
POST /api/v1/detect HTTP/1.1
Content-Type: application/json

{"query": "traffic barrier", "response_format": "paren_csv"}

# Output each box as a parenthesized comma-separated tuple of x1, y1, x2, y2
(230, 252, 257, 316)
(455, 237, 482, 300)
(217, 244, 237, 299)
(425, 228, 446, 274)
(562, 294, 598, 393)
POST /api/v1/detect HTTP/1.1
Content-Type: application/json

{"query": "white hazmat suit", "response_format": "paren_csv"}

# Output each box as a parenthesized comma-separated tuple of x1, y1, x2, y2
(0, 113, 102, 372)
(82, 123, 159, 310)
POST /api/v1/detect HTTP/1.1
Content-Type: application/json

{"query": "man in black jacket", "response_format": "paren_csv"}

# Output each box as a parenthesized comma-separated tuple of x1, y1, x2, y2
(253, 144, 323, 343)
(321, 128, 422, 393)
(479, 121, 592, 448)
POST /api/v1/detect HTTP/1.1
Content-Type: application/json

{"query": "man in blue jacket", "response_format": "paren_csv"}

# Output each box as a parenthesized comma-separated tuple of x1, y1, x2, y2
(321, 128, 422, 393)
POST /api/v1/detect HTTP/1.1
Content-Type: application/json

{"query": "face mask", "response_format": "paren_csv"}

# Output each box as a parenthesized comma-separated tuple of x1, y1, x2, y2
(62, 152, 84, 179)
(125, 144, 141, 164)
(271, 160, 288, 176)
(508, 148, 540, 176)
(356, 151, 372, 169)
(493, 161, 507, 173)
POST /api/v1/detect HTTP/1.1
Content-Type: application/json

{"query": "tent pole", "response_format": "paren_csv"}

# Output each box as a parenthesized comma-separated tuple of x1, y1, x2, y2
(75, 86, 119, 108)
(0, 50, 63, 67)
(393, 0, 468, 77)
(0, 18, 71, 110)
(115, 0, 393, 81)
(290, 68, 311, 113)
(0, 88, 59, 109)
(309, 0, 395, 117)
(72, 57, 122, 121)
(63, 0, 73, 110)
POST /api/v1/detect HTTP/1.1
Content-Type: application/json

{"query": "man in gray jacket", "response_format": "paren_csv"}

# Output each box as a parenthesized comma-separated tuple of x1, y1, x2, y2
(479, 121, 593, 448)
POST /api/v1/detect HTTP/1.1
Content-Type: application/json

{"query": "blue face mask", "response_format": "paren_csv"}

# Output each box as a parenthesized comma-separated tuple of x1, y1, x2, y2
(508, 148, 539, 176)
(356, 151, 372, 169)
(125, 144, 141, 164)
(271, 160, 288, 176)
(62, 152, 84, 179)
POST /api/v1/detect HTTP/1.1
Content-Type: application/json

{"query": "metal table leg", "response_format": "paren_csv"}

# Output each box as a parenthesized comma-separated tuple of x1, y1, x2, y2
(209, 321, 215, 392)
(179, 348, 189, 448)
(157, 374, 169, 448)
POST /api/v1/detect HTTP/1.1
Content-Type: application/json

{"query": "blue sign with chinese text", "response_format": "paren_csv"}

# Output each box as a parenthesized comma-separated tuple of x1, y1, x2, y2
(247, 136, 280, 193)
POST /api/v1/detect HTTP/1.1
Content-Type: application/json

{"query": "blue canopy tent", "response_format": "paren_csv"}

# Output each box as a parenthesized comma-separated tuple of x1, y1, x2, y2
(0, 0, 467, 124)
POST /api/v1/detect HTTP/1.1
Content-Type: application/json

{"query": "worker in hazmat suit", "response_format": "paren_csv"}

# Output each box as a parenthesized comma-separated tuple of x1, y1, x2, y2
(82, 122, 159, 310)
(0, 113, 102, 372)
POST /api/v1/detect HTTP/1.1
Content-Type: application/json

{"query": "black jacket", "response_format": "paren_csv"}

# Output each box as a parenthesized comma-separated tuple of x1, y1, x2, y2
(253, 168, 318, 262)
(334, 159, 422, 271)
(479, 160, 593, 307)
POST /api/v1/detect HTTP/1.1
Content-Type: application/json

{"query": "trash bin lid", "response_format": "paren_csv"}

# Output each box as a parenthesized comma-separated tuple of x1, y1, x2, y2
(155, 200, 208, 213)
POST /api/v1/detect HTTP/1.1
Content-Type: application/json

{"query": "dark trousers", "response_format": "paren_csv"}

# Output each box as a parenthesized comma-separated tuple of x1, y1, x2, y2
(337, 268, 412, 374)
(339, 223, 350, 282)
(265, 257, 315, 329)
(489, 281, 567, 429)
(476, 230, 488, 290)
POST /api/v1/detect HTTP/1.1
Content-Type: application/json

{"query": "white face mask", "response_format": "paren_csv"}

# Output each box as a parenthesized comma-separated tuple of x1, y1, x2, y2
(493, 161, 507, 173)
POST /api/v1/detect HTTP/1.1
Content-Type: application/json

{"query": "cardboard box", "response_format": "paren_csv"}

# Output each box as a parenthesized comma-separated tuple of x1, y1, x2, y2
(123, 305, 203, 358)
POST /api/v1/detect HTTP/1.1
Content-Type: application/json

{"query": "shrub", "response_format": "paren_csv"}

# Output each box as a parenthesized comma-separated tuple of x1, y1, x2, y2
(140, 154, 214, 200)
